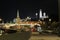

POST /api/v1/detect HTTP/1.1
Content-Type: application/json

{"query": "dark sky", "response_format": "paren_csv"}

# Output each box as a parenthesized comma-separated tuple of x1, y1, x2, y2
(1, 0, 58, 22)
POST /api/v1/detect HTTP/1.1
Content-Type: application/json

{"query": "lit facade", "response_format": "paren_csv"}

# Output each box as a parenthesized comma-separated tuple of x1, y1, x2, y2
(39, 9, 48, 19)
(15, 10, 21, 24)
(39, 9, 42, 18)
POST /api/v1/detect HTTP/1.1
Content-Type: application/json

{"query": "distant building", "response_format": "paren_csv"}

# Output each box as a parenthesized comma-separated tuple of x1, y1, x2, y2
(13, 10, 21, 24)
(39, 9, 48, 19)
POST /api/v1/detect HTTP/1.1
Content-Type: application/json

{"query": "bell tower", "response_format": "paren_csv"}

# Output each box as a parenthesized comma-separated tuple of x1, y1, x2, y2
(17, 10, 20, 18)
(15, 10, 21, 24)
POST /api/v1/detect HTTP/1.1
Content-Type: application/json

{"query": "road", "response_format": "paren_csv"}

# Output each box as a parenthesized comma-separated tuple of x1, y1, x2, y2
(0, 31, 60, 40)
(29, 34, 60, 40)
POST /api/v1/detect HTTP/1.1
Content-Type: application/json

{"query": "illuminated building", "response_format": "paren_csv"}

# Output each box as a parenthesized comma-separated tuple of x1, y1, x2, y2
(39, 9, 43, 18)
(14, 10, 21, 24)
(1, 9, 49, 30)
(39, 9, 48, 19)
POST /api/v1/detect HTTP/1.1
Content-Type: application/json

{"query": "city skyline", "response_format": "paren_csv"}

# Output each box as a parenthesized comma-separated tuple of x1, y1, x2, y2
(1, 0, 58, 22)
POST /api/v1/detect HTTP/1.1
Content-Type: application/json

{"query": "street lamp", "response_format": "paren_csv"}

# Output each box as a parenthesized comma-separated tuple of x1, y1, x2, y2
(36, 13, 38, 18)
(0, 18, 2, 22)
(49, 19, 51, 22)
(0, 19, 2, 21)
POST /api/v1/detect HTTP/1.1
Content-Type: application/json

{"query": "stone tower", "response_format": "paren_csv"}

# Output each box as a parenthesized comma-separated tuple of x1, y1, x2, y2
(15, 10, 21, 24)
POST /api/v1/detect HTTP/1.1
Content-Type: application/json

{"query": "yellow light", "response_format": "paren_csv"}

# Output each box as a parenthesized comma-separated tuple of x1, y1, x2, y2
(0, 19, 2, 21)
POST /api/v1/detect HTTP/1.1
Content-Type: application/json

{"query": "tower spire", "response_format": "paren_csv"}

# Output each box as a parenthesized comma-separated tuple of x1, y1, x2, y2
(15, 9, 21, 24)
(17, 10, 20, 18)
(39, 9, 42, 18)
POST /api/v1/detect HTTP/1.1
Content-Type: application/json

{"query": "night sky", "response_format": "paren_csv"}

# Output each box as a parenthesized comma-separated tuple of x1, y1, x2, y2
(1, 0, 58, 22)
